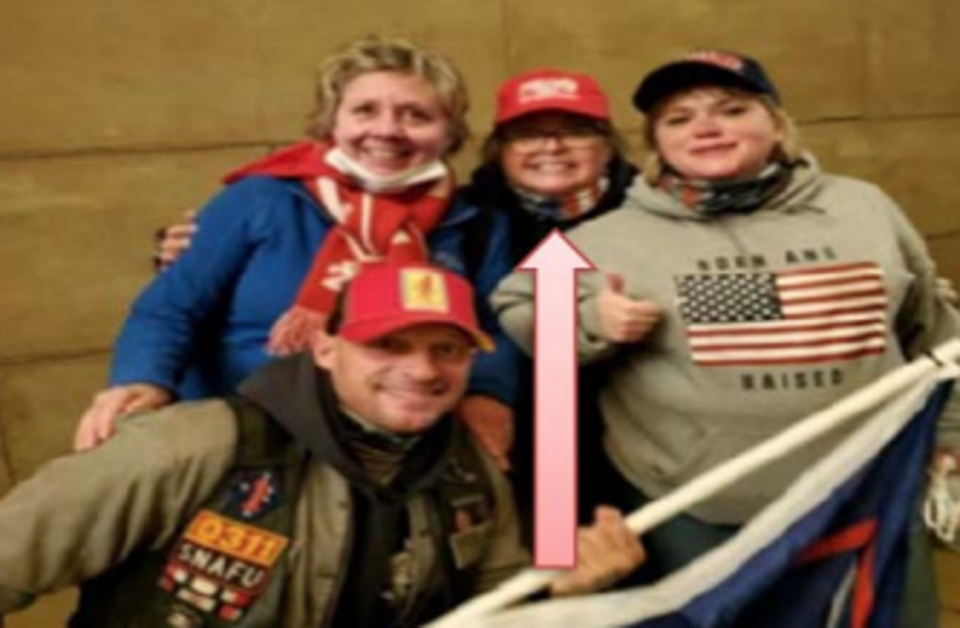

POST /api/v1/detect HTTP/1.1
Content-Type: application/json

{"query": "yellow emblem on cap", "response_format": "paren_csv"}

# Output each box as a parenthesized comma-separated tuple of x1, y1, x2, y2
(401, 269, 449, 312)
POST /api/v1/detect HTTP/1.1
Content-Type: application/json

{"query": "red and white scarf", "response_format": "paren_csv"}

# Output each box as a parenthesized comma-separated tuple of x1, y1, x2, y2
(223, 141, 454, 354)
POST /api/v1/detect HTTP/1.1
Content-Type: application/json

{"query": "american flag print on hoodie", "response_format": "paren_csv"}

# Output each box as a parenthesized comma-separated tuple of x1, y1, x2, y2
(676, 262, 888, 367)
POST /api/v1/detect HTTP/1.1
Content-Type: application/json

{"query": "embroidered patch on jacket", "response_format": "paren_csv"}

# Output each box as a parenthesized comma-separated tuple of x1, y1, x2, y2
(158, 510, 289, 622)
(448, 494, 492, 569)
(451, 494, 491, 532)
(165, 603, 204, 628)
(227, 469, 281, 520)
(384, 542, 417, 610)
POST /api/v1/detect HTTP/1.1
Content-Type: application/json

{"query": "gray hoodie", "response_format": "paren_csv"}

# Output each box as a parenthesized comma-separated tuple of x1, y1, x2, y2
(493, 156, 960, 523)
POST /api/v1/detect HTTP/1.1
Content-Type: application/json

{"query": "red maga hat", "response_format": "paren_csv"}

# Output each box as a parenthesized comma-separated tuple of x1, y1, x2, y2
(495, 68, 610, 124)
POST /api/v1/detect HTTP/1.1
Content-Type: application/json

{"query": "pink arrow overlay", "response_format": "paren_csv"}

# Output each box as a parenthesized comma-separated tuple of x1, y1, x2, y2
(517, 229, 596, 568)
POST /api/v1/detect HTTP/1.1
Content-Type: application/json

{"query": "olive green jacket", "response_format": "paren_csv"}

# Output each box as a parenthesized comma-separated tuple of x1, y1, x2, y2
(0, 399, 528, 626)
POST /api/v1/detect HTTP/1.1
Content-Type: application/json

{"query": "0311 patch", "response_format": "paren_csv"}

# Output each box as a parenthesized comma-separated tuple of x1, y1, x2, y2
(158, 510, 289, 622)
(227, 469, 280, 520)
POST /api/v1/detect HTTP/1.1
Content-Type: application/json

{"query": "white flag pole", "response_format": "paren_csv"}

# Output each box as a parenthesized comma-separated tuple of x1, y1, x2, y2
(429, 338, 960, 626)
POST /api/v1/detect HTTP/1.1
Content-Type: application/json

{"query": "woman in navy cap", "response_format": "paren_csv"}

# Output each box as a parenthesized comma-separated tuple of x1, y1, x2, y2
(495, 50, 960, 623)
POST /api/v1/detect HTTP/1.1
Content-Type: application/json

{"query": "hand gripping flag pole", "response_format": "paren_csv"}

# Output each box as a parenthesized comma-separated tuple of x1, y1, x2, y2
(428, 337, 960, 627)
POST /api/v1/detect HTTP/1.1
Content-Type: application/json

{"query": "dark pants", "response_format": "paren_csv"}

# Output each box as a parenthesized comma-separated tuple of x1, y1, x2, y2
(510, 364, 614, 548)
(898, 513, 940, 628)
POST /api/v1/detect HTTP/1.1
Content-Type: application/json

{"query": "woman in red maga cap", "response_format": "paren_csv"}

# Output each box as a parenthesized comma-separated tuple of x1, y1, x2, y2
(466, 68, 637, 271)
(495, 50, 960, 623)
(128, 62, 645, 513)
(74, 36, 520, 461)
(462, 67, 645, 524)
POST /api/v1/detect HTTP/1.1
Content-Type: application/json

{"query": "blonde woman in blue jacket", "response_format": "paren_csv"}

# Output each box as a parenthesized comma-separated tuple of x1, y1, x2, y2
(74, 37, 520, 466)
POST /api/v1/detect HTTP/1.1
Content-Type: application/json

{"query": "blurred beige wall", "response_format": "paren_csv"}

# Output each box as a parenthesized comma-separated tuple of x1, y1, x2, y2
(2, 1, 960, 626)
(2, 0, 960, 493)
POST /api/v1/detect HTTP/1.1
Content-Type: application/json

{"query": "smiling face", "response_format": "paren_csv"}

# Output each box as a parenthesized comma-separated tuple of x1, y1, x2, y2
(651, 87, 783, 182)
(331, 71, 454, 177)
(499, 112, 612, 198)
(314, 324, 474, 434)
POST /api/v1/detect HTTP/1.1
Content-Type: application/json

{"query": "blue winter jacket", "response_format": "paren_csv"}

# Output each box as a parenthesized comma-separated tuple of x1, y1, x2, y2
(110, 176, 520, 406)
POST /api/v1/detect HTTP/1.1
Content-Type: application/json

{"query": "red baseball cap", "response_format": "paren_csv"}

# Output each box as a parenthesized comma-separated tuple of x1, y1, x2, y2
(338, 263, 495, 352)
(495, 69, 610, 124)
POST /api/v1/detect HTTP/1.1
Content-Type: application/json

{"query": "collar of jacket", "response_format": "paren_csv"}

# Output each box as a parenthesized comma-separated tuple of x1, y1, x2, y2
(237, 353, 457, 505)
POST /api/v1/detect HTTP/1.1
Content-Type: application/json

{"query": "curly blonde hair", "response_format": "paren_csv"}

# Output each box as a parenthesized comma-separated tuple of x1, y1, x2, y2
(306, 36, 470, 155)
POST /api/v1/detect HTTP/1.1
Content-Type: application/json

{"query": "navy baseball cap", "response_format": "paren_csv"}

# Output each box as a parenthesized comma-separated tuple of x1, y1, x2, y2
(633, 50, 780, 113)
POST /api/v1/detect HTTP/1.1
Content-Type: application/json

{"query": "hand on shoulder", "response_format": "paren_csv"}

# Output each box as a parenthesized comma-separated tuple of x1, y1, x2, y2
(73, 384, 173, 451)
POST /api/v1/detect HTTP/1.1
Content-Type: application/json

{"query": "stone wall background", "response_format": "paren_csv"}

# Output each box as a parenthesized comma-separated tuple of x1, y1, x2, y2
(2, 1, 960, 625)
(2, 0, 959, 496)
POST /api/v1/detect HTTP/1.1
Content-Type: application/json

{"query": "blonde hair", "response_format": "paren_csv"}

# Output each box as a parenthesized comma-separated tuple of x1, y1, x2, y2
(306, 36, 470, 155)
(641, 88, 801, 183)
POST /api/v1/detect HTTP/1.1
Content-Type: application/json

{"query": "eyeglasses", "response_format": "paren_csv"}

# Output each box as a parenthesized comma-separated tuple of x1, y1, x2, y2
(501, 125, 606, 152)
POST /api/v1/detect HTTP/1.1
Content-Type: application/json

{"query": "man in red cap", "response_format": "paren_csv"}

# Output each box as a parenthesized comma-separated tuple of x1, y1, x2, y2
(0, 263, 644, 628)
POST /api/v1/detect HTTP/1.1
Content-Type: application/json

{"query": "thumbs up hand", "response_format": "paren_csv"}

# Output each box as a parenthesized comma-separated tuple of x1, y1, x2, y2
(596, 272, 661, 344)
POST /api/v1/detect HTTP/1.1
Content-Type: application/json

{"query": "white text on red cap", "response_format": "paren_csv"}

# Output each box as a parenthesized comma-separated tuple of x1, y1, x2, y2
(518, 78, 581, 104)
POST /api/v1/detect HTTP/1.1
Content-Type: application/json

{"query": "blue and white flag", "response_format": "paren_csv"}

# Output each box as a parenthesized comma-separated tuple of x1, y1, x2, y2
(453, 373, 954, 628)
